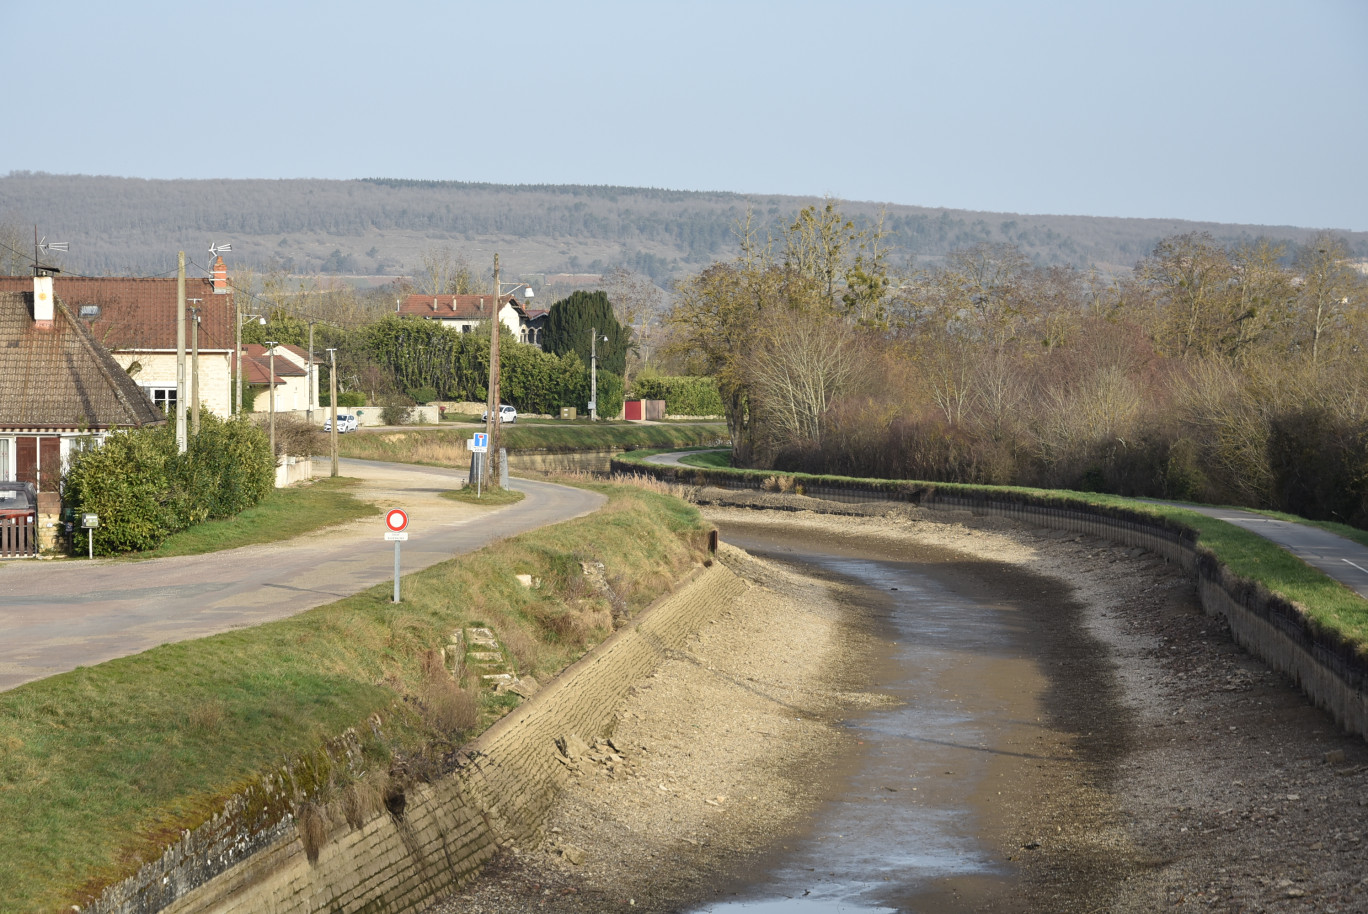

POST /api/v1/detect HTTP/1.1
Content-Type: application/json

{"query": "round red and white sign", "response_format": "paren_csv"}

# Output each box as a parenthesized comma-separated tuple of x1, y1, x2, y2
(385, 508, 409, 532)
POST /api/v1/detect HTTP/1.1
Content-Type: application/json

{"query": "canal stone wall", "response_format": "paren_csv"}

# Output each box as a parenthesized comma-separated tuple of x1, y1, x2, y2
(616, 458, 1368, 742)
(91, 562, 746, 914)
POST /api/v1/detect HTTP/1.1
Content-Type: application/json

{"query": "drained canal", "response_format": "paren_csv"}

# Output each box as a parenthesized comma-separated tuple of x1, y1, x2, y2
(693, 517, 1131, 913)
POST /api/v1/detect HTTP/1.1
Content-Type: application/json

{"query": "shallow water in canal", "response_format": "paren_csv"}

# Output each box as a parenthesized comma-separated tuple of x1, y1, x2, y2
(692, 520, 1087, 914)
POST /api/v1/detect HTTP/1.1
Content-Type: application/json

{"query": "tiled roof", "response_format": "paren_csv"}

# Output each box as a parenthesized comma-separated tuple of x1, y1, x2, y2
(0, 291, 167, 431)
(241, 345, 306, 385)
(0, 276, 236, 353)
(398, 293, 521, 321)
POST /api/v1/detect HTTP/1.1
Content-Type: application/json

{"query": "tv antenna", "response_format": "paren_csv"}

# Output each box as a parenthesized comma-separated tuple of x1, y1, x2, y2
(209, 242, 232, 257)
(33, 228, 68, 275)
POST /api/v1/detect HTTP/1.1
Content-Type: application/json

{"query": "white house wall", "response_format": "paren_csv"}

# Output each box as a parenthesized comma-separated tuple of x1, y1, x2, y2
(114, 351, 234, 417)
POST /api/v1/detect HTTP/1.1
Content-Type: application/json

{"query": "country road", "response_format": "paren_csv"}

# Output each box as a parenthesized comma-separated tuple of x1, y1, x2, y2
(0, 459, 604, 692)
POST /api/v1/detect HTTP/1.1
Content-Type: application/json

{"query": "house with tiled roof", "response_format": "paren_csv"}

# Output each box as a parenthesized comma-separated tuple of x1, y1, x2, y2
(240, 343, 313, 413)
(0, 256, 237, 417)
(397, 286, 546, 347)
(0, 277, 166, 540)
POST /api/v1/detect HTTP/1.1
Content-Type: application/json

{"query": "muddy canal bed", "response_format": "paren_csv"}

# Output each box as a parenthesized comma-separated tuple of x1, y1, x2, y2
(430, 503, 1368, 914)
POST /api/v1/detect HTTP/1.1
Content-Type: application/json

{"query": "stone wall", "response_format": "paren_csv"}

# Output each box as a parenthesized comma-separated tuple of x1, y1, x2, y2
(615, 458, 1368, 742)
(93, 562, 744, 914)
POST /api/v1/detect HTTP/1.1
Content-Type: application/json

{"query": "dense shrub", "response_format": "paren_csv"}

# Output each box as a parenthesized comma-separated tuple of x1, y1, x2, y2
(64, 416, 274, 555)
(405, 387, 439, 404)
(320, 391, 366, 408)
(631, 376, 724, 416)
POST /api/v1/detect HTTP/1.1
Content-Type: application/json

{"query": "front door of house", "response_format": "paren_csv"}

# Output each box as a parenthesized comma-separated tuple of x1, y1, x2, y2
(15, 437, 60, 492)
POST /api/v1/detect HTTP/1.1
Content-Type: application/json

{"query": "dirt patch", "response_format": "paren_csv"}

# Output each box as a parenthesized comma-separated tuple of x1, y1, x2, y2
(429, 496, 1368, 913)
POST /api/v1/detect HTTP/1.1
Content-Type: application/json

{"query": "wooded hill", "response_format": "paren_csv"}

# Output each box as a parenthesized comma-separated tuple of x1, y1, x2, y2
(2, 171, 1364, 283)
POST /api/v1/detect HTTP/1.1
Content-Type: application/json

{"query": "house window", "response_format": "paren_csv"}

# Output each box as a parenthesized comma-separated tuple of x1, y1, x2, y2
(142, 386, 177, 413)
(0, 438, 11, 482)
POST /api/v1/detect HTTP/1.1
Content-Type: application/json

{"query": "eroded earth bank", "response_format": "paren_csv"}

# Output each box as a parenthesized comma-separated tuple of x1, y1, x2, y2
(430, 496, 1368, 913)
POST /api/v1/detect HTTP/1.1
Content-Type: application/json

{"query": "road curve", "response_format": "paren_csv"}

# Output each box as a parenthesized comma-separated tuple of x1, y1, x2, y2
(0, 459, 605, 692)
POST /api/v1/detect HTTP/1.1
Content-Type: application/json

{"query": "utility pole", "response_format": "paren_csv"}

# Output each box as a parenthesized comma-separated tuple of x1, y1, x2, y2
(485, 253, 503, 489)
(265, 341, 278, 471)
(234, 300, 243, 414)
(590, 326, 599, 422)
(327, 348, 339, 478)
(188, 300, 202, 435)
(176, 252, 187, 453)
(306, 318, 317, 425)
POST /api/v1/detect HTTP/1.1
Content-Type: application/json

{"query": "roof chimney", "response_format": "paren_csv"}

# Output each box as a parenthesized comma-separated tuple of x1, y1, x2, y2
(212, 256, 229, 294)
(431, 297, 438, 312)
(32, 276, 54, 327)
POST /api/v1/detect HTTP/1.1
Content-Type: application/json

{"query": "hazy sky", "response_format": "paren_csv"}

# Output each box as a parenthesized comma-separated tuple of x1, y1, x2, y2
(7, 1, 1366, 230)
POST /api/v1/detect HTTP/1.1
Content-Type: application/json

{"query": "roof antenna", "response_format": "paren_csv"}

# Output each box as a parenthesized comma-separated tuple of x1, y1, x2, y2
(34, 226, 68, 276)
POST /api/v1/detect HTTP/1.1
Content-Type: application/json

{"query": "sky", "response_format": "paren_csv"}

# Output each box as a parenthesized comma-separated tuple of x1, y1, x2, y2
(6, 0, 1367, 230)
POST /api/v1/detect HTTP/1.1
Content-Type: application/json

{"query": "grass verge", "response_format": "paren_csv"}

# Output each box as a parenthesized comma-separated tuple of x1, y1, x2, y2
(678, 449, 732, 469)
(0, 480, 710, 912)
(128, 476, 378, 560)
(441, 485, 526, 506)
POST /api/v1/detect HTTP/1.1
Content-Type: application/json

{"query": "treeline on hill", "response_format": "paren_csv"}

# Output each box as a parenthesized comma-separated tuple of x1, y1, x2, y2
(669, 203, 1368, 527)
(4, 172, 1363, 283)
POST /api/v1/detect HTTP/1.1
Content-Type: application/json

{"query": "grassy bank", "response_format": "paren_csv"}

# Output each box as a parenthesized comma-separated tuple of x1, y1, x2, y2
(0, 481, 710, 912)
(127, 476, 379, 560)
(618, 453, 1368, 653)
(336, 422, 728, 466)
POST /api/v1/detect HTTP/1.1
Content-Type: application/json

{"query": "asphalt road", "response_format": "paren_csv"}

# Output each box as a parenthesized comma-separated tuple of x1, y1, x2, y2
(1177, 504, 1368, 599)
(0, 460, 604, 692)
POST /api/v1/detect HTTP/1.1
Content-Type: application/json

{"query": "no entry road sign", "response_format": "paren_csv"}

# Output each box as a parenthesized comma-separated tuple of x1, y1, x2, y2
(385, 508, 408, 532)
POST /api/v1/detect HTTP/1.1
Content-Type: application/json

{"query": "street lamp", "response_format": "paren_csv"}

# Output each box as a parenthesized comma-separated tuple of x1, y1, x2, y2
(265, 340, 279, 468)
(484, 255, 532, 489)
(590, 328, 608, 421)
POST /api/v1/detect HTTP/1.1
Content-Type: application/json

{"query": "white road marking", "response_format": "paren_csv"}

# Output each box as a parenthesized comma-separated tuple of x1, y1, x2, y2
(1342, 558, 1368, 577)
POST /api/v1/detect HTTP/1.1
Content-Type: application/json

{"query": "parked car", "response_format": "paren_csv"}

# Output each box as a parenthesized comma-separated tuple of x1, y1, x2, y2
(481, 404, 517, 424)
(323, 413, 358, 433)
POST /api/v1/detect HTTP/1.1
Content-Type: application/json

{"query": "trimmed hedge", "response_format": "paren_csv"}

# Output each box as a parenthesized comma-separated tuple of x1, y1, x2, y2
(631, 376, 724, 416)
(63, 415, 275, 555)
(320, 391, 366, 408)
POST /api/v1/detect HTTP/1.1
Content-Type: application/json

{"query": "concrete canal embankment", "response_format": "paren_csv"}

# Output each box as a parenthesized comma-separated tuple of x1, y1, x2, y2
(90, 563, 747, 914)
(621, 458, 1368, 743)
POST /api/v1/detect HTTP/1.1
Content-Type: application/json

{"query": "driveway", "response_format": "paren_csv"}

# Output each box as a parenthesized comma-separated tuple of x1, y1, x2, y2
(0, 460, 604, 692)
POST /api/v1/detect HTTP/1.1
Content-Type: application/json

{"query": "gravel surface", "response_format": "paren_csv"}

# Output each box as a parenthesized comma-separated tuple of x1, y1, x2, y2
(430, 495, 1368, 913)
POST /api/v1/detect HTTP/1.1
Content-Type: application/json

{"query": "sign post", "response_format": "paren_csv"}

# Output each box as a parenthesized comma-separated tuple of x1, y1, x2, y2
(81, 513, 99, 560)
(469, 433, 489, 498)
(385, 509, 408, 602)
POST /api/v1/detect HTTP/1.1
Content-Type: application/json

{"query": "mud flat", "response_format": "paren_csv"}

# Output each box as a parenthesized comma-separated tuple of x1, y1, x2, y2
(431, 500, 1368, 913)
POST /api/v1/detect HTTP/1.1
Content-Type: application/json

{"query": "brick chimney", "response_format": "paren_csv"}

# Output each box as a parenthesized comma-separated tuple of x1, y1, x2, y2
(212, 256, 229, 294)
(32, 276, 54, 327)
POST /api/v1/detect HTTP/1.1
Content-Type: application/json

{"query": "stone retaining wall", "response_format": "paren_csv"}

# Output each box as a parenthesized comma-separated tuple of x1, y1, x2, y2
(615, 458, 1368, 742)
(92, 562, 744, 914)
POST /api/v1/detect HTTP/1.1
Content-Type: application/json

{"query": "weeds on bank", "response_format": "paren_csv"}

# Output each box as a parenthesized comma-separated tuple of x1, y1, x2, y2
(0, 483, 710, 912)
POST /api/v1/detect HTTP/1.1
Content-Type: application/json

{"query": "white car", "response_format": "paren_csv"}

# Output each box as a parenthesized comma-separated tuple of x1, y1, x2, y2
(323, 413, 358, 433)
(482, 404, 517, 424)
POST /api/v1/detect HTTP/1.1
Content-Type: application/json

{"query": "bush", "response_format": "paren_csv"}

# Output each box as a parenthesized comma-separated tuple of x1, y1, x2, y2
(631, 376, 724, 416)
(406, 387, 439, 405)
(63, 417, 274, 556)
(320, 391, 366, 408)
